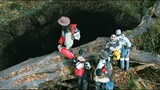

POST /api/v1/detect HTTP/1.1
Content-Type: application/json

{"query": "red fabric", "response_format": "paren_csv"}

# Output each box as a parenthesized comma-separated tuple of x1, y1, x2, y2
(58, 35, 65, 45)
(59, 47, 74, 59)
(70, 24, 77, 35)
(102, 67, 108, 74)
(74, 68, 84, 77)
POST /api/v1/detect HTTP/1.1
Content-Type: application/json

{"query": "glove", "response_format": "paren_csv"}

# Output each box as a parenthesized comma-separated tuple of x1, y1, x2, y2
(85, 62, 91, 69)
(57, 45, 62, 50)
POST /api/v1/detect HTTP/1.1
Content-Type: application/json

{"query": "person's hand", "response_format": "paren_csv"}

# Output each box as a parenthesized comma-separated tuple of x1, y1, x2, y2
(57, 45, 62, 50)
(105, 44, 109, 48)
(94, 76, 98, 82)
(109, 47, 115, 51)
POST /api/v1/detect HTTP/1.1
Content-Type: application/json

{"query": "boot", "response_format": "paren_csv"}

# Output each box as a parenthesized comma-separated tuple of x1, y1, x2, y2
(125, 61, 129, 71)
(120, 59, 124, 70)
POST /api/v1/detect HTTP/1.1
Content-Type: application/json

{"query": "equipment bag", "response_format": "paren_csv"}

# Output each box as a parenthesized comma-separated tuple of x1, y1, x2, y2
(74, 67, 84, 77)
(112, 50, 121, 60)
(59, 47, 74, 59)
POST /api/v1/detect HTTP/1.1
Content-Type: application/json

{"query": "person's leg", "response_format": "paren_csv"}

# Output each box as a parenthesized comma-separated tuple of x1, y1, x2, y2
(82, 79, 88, 90)
(125, 49, 130, 71)
(125, 59, 129, 71)
(106, 81, 114, 90)
(94, 82, 101, 90)
(108, 70, 113, 79)
(78, 77, 82, 90)
(120, 58, 124, 70)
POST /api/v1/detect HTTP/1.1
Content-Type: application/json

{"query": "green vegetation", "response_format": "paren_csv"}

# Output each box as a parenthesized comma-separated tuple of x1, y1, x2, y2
(0, 1, 47, 25)
(133, 18, 160, 54)
(126, 78, 138, 89)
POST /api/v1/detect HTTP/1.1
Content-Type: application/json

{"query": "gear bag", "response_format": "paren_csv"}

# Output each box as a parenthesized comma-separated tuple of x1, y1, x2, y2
(59, 46, 74, 59)
(112, 50, 121, 60)
(74, 67, 85, 77)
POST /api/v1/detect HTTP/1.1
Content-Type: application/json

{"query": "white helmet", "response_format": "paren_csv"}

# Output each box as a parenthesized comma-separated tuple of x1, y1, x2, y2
(116, 29, 122, 35)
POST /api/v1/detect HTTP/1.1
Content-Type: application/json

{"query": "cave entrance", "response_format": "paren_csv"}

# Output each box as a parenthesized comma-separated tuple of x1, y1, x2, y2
(2, 8, 135, 70)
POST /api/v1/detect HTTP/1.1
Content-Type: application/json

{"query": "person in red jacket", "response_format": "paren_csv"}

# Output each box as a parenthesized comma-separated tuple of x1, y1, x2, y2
(58, 16, 80, 49)
(57, 16, 81, 59)
(73, 49, 91, 90)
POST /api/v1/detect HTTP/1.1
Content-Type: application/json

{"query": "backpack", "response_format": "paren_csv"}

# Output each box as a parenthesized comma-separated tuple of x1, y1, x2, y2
(74, 62, 85, 77)
(112, 50, 121, 60)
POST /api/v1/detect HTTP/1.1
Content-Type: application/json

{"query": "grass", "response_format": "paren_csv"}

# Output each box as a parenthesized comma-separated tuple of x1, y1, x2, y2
(133, 18, 160, 54)
(0, 1, 47, 26)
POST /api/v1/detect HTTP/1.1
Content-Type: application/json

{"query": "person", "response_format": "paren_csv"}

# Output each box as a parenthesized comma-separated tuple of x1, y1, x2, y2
(58, 16, 80, 49)
(73, 49, 91, 90)
(95, 50, 113, 78)
(94, 69, 114, 90)
(57, 16, 81, 59)
(94, 50, 113, 90)
(105, 34, 122, 63)
(115, 29, 131, 71)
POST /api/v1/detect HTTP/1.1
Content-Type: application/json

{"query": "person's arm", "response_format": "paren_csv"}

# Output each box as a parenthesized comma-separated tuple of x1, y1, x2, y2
(94, 76, 110, 83)
(124, 37, 131, 48)
(115, 41, 122, 50)
(85, 61, 91, 69)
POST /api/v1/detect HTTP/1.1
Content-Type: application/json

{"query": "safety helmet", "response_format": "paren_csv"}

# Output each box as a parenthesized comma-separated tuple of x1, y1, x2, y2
(116, 29, 122, 35)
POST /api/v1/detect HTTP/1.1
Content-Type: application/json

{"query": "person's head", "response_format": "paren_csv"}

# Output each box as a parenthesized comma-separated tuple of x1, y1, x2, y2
(99, 50, 109, 60)
(96, 69, 103, 76)
(110, 34, 117, 42)
(116, 29, 122, 36)
(58, 16, 70, 26)
(79, 49, 84, 56)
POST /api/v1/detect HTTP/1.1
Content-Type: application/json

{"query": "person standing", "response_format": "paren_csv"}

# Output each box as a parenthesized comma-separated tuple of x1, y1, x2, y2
(57, 16, 81, 59)
(115, 29, 131, 71)
(105, 34, 122, 63)
(94, 50, 113, 90)
(58, 16, 80, 49)
(73, 49, 91, 90)
(94, 68, 114, 90)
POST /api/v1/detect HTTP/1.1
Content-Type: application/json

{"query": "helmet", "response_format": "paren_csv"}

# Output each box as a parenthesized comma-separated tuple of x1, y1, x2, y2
(99, 50, 109, 59)
(78, 49, 84, 56)
(96, 69, 102, 76)
(110, 34, 117, 42)
(116, 29, 122, 35)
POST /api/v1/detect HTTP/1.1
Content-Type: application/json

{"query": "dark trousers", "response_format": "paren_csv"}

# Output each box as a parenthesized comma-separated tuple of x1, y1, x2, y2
(78, 77, 88, 90)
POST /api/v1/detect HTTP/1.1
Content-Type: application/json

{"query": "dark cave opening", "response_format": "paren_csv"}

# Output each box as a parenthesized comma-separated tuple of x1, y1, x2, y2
(2, 9, 138, 70)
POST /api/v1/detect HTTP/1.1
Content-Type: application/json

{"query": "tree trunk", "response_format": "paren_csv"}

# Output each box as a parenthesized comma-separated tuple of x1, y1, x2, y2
(1, 1, 160, 89)
(0, 37, 160, 89)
